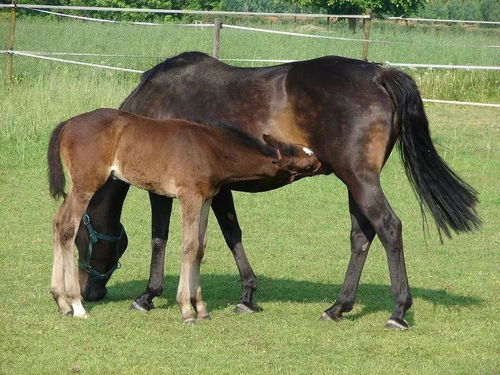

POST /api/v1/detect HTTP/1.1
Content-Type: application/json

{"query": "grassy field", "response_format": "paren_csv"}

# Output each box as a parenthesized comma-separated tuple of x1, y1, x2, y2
(0, 15, 499, 375)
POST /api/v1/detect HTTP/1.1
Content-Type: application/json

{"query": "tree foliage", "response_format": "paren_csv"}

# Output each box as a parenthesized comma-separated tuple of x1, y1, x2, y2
(416, 0, 499, 22)
(290, 0, 426, 16)
(7, 0, 499, 20)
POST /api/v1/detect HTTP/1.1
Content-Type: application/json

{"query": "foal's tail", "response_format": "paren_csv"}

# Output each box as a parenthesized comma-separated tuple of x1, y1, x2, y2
(47, 121, 67, 200)
(379, 68, 480, 239)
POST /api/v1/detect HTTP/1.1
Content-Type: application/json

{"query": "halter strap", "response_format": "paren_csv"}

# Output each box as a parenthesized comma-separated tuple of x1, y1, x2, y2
(78, 213, 124, 282)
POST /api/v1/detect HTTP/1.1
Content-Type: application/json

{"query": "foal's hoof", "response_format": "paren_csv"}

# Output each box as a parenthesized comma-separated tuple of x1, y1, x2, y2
(234, 302, 263, 314)
(183, 318, 197, 324)
(385, 318, 409, 331)
(319, 311, 342, 321)
(200, 314, 211, 321)
(129, 301, 154, 312)
(72, 311, 88, 319)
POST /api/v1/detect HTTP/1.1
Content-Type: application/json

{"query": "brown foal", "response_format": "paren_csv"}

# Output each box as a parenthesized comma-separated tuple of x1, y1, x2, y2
(47, 108, 321, 321)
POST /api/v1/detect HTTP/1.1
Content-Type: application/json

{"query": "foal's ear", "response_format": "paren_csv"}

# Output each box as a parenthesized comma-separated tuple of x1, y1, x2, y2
(263, 133, 280, 147)
(263, 134, 283, 160)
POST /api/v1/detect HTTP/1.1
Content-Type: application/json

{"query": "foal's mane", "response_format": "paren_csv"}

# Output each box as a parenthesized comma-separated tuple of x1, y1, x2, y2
(196, 119, 297, 159)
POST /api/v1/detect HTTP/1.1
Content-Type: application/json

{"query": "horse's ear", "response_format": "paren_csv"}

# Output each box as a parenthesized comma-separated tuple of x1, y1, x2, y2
(263, 134, 282, 160)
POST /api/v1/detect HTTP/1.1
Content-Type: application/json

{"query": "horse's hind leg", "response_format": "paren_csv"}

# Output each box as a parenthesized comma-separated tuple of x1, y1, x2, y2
(52, 190, 93, 317)
(321, 192, 376, 321)
(131, 193, 173, 312)
(211, 187, 262, 313)
(347, 175, 412, 329)
(177, 194, 212, 323)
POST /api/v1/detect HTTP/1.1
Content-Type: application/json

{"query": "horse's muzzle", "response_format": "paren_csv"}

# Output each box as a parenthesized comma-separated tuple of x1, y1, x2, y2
(81, 282, 107, 302)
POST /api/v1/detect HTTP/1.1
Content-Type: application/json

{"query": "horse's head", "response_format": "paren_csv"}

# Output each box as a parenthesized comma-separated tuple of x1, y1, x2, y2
(76, 216, 128, 302)
(263, 134, 322, 182)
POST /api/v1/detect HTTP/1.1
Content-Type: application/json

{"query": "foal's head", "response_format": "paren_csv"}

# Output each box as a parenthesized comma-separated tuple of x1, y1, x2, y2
(263, 134, 322, 181)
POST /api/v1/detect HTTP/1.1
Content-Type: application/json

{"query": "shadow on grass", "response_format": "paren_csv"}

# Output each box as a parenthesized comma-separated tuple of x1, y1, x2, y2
(89, 273, 482, 321)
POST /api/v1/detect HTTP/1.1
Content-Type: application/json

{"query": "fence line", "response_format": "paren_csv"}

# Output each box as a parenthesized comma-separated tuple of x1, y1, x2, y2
(222, 24, 383, 43)
(221, 24, 499, 48)
(4, 50, 499, 108)
(28, 8, 161, 26)
(386, 16, 500, 26)
(19, 8, 500, 49)
(384, 62, 500, 71)
(422, 99, 500, 108)
(1, 50, 156, 58)
(9, 51, 144, 73)
(2, 50, 499, 71)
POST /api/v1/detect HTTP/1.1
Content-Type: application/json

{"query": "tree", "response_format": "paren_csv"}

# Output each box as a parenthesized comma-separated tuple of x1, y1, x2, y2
(291, 0, 426, 16)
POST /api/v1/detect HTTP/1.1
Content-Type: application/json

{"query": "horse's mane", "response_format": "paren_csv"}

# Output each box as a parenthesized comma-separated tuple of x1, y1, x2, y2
(143, 51, 213, 83)
(120, 52, 213, 109)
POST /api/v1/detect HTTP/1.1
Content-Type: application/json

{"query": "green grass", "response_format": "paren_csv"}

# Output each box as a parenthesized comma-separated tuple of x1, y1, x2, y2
(0, 16, 499, 375)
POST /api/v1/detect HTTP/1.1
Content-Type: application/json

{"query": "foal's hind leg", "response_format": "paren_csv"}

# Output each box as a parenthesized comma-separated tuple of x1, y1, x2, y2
(347, 176, 412, 330)
(321, 192, 376, 321)
(211, 187, 262, 313)
(52, 190, 93, 317)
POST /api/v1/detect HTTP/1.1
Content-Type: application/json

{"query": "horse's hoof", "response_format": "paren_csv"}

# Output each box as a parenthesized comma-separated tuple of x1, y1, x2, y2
(234, 302, 263, 314)
(385, 318, 409, 331)
(183, 318, 197, 324)
(319, 311, 342, 321)
(129, 301, 153, 312)
(200, 314, 211, 320)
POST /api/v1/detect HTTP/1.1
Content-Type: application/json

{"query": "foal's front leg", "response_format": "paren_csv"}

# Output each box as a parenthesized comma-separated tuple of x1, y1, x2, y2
(177, 194, 212, 323)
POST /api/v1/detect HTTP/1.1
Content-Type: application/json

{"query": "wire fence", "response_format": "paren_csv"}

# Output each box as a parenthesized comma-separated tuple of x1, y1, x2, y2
(2, 4, 499, 107)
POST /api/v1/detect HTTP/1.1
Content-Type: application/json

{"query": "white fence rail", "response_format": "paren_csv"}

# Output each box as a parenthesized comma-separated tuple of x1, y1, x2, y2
(2, 50, 499, 108)
(11, 8, 500, 50)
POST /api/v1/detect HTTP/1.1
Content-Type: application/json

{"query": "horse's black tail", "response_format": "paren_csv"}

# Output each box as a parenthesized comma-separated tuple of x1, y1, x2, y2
(379, 68, 480, 239)
(47, 121, 67, 200)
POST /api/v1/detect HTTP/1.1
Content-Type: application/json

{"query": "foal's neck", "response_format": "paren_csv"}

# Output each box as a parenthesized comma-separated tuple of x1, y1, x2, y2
(216, 140, 278, 182)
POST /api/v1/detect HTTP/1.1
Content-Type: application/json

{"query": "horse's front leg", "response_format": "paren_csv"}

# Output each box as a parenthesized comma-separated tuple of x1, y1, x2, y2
(131, 193, 173, 311)
(177, 193, 212, 323)
(211, 187, 262, 313)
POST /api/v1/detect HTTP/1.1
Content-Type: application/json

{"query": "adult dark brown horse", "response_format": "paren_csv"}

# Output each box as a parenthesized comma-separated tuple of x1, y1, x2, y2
(47, 108, 321, 320)
(74, 52, 479, 329)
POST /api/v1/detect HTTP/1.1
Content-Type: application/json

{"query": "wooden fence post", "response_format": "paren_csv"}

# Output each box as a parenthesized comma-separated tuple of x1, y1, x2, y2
(213, 18, 222, 59)
(5, 2, 17, 84)
(361, 9, 372, 61)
